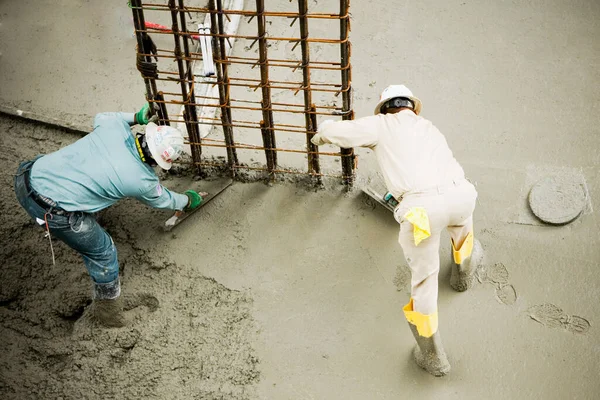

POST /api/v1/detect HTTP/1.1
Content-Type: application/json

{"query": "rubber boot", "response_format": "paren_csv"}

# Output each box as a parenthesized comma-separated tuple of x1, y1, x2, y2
(408, 323, 451, 377)
(450, 238, 484, 292)
(89, 277, 126, 328)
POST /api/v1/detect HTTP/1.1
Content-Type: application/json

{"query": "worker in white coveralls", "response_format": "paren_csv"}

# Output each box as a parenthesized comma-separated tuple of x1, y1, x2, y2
(13, 104, 206, 328)
(311, 85, 483, 376)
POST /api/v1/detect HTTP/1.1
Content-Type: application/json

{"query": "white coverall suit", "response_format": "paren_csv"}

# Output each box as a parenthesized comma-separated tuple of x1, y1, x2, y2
(316, 110, 477, 337)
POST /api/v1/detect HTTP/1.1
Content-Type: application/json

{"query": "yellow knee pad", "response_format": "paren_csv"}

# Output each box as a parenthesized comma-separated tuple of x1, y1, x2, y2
(403, 298, 438, 338)
(452, 231, 474, 264)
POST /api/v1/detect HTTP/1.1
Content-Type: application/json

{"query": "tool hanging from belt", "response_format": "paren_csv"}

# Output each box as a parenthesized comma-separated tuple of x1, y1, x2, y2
(23, 168, 66, 265)
(38, 213, 56, 266)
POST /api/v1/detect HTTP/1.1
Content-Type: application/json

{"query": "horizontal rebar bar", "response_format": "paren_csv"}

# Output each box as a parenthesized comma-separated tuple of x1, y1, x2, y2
(137, 51, 349, 72)
(154, 77, 341, 92)
(188, 139, 346, 157)
(228, 55, 340, 66)
(228, 77, 341, 87)
(135, 28, 349, 45)
(158, 116, 329, 134)
(157, 119, 313, 134)
(148, 76, 349, 94)
(147, 52, 342, 68)
(140, 56, 349, 72)
(148, 96, 348, 116)
(160, 93, 340, 110)
(137, 53, 350, 75)
(214, 58, 348, 72)
(134, 4, 350, 20)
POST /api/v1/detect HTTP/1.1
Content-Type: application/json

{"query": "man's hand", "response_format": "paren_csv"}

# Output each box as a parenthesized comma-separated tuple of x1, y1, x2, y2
(311, 134, 327, 146)
(135, 103, 158, 125)
(311, 119, 335, 146)
(184, 190, 208, 212)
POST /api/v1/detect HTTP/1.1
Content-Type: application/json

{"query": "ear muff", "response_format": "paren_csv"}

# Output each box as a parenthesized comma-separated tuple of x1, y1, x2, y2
(381, 97, 415, 114)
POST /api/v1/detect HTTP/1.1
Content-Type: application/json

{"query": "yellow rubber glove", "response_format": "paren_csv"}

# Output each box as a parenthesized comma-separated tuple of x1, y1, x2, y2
(403, 207, 431, 246)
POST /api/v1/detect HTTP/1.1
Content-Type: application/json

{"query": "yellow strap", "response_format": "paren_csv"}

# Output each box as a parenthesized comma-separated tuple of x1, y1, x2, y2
(452, 231, 474, 264)
(403, 207, 431, 246)
(134, 136, 146, 162)
(403, 298, 438, 338)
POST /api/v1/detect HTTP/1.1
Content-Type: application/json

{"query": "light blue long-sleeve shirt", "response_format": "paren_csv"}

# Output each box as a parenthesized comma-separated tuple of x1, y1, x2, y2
(29, 112, 189, 213)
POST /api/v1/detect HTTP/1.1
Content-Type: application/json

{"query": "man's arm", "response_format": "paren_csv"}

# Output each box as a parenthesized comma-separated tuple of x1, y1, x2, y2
(313, 115, 383, 148)
(94, 112, 136, 127)
(137, 184, 189, 211)
(93, 104, 155, 128)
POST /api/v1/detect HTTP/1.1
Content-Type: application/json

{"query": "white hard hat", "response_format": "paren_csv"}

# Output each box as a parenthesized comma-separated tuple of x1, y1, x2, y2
(374, 85, 422, 115)
(145, 122, 186, 170)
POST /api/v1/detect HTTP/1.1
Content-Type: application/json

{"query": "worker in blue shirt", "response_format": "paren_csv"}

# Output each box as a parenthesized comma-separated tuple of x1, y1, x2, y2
(13, 104, 206, 327)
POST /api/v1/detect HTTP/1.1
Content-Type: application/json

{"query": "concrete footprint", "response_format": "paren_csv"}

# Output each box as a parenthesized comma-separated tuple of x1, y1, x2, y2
(495, 284, 517, 306)
(564, 315, 591, 334)
(395, 261, 517, 306)
(475, 262, 517, 305)
(122, 293, 160, 313)
(527, 303, 590, 334)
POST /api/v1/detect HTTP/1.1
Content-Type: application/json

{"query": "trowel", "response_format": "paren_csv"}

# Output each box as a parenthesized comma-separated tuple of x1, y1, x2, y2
(362, 186, 396, 213)
(164, 178, 233, 231)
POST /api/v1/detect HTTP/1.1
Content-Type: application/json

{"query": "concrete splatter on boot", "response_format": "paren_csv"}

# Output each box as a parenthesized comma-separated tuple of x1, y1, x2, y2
(408, 323, 451, 377)
(450, 238, 484, 292)
(89, 278, 126, 328)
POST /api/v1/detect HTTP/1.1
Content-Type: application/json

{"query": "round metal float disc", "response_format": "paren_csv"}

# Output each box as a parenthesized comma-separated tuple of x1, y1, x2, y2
(528, 175, 587, 225)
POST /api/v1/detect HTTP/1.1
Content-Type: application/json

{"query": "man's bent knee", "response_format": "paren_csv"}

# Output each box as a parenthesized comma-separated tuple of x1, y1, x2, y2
(82, 241, 119, 284)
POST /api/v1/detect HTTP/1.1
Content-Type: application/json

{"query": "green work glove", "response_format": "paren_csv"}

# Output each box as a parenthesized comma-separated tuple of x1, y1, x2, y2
(135, 103, 153, 125)
(184, 190, 204, 211)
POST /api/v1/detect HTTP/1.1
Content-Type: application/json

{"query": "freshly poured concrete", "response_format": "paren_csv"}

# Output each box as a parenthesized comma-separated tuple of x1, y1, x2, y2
(0, 0, 144, 129)
(1, 0, 599, 399)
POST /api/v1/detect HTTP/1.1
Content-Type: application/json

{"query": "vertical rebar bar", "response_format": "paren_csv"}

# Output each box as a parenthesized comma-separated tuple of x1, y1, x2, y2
(298, 0, 321, 182)
(339, 0, 355, 186)
(214, 0, 239, 169)
(169, 0, 201, 173)
(154, 92, 169, 126)
(131, 0, 169, 124)
(308, 104, 319, 175)
(178, 0, 202, 173)
(131, 0, 154, 99)
(255, 0, 277, 175)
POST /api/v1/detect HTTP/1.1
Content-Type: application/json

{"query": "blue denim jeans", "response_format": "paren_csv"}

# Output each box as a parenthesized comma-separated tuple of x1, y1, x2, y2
(14, 159, 119, 284)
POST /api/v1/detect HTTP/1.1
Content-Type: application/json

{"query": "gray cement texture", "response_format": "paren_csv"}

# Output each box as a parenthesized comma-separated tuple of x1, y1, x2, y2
(0, 1, 144, 130)
(1, 0, 600, 399)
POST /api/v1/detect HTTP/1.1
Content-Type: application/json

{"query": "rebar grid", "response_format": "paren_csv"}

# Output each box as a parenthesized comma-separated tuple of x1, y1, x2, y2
(131, 0, 355, 184)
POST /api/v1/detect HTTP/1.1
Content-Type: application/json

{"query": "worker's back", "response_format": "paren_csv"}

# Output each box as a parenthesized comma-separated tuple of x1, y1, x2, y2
(375, 110, 465, 198)
(29, 113, 159, 213)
